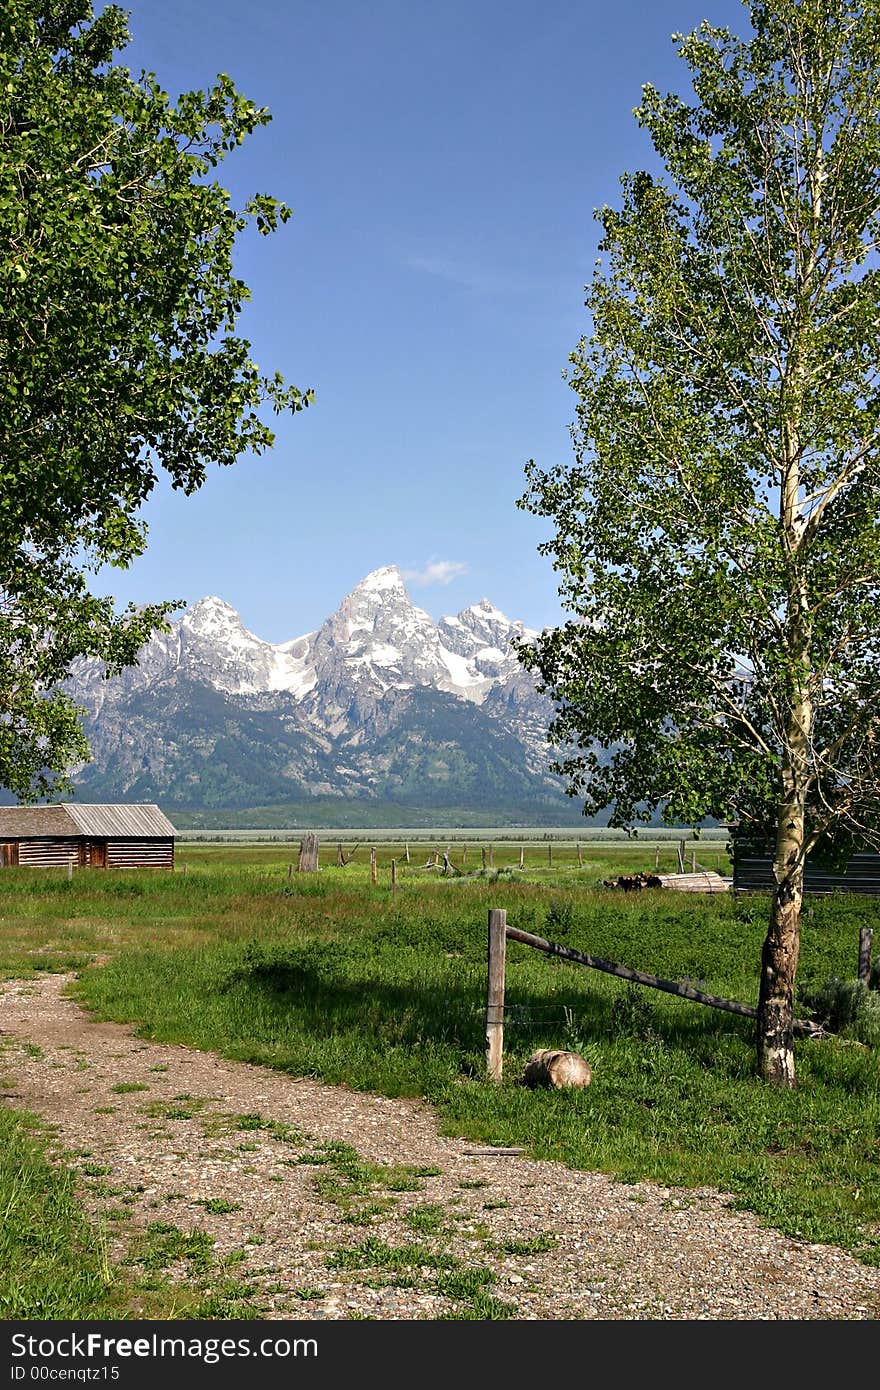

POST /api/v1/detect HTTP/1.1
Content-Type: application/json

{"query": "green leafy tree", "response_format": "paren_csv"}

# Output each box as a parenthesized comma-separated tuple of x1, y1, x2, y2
(518, 0, 880, 1086)
(0, 0, 313, 799)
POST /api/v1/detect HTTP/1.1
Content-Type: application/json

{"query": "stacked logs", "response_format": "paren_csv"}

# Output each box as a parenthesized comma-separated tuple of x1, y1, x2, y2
(602, 872, 663, 892)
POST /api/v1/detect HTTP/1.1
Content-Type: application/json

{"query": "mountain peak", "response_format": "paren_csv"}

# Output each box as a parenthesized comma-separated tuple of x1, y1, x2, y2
(63, 571, 559, 813)
(182, 595, 248, 638)
(353, 565, 408, 596)
(187, 594, 239, 618)
(470, 598, 508, 620)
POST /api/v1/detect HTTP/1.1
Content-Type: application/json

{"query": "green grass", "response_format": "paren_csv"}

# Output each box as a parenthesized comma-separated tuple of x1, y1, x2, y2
(194, 1197, 241, 1215)
(2, 840, 880, 1319)
(491, 1233, 557, 1256)
(0, 1118, 221, 1318)
(403, 1204, 448, 1236)
(297, 1140, 444, 1220)
(0, 1108, 123, 1318)
(0, 837, 729, 979)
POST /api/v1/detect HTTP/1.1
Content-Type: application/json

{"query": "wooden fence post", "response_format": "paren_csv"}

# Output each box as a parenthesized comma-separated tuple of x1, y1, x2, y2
(462, 843, 467, 866)
(691, 850, 697, 873)
(486, 908, 507, 1082)
(858, 927, 873, 985)
(298, 834, 319, 873)
(678, 839, 686, 874)
(481, 847, 487, 871)
(489, 844, 494, 868)
(519, 845, 525, 870)
(288, 863, 293, 880)
(370, 846, 377, 885)
(577, 842, 583, 868)
(337, 842, 344, 867)
(391, 858, 397, 893)
(655, 847, 660, 869)
(404, 842, 410, 864)
(548, 843, 553, 868)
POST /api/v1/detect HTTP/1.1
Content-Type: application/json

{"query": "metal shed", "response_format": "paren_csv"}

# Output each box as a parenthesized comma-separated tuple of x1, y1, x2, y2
(729, 827, 880, 896)
(0, 803, 176, 870)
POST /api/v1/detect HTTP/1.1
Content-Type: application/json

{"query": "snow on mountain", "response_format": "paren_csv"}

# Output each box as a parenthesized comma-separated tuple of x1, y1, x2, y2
(297, 565, 498, 731)
(61, 566, 565, 814)
(69, 596, 317, 708)
(180, 597, 316, 698)
(67, 564, 551, 748)
(287, 565, 542, 717)
(438, 597, 539, 681)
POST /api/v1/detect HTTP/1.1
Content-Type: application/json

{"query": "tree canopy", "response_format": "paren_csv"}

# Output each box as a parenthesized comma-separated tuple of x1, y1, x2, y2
(0, 0, 312, 799)
(518, 0, 880, 1084)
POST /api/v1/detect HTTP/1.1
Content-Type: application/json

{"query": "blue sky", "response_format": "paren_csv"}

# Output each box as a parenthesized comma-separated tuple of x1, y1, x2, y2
(98, 0, 748, 642)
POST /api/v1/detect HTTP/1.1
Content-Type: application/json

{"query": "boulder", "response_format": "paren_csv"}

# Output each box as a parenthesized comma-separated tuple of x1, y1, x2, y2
(521, 1048, 592, 1089)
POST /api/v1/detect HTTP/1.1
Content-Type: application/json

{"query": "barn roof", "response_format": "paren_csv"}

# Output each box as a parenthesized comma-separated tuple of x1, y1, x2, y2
(0, 804, 176, 838)
(0, 806, 78, 837)
(64, 804, 177, 837)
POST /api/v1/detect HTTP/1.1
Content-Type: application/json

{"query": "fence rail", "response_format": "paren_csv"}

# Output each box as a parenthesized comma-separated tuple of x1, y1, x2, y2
(485, 908, 824, 1082)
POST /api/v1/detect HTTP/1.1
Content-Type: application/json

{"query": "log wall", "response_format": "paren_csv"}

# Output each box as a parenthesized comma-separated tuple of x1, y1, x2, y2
(11, 837, 174, 869)
(17, 837, 80, 866)
(106, 838, 174, 869)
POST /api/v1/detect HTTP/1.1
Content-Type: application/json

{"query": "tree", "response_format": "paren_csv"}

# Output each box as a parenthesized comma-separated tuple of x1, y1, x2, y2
(0, 1, 313, 800)
(517, 0, 880, 1086)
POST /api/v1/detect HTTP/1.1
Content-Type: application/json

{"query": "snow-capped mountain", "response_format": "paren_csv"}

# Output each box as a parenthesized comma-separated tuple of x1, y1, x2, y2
(64, 566, 568, 820)
(71, 594, 317, 714)
(295, 566, 537, 731)
(73, 565, 540, 721)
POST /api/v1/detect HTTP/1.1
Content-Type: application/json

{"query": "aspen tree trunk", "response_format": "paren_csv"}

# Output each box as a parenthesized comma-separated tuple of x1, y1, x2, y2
(757, 784, 806, 1086)
(753, 99, 824, 1080)
(757, 586, 813, 1086)
(756, 383, 813, 1085)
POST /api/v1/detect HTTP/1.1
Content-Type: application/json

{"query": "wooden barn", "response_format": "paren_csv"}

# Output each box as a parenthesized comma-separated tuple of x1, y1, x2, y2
(0, 803, 176, 870)
(729, 827, 880, 896)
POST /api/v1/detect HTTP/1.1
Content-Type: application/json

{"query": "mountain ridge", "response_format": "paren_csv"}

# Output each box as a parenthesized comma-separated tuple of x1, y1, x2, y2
(60, 565, 574, 824)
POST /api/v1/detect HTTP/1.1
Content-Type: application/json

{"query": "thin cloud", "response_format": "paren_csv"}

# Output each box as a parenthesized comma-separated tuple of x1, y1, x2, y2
(405, 253, 500, 294)
(404, 249, 566, 298)
(401, 560, 469, 587)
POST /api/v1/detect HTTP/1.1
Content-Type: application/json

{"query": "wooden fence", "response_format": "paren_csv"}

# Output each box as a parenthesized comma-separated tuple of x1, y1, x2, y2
(484, 907, 826, 1082)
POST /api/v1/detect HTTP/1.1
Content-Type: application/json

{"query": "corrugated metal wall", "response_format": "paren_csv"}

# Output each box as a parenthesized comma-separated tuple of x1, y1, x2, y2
(733, 848, 880, 896)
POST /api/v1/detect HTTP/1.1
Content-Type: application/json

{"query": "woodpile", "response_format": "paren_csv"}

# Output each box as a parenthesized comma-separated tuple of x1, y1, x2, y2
(655, 870, 730, 894)
(602, 872, 663, 892)
(602, 870, 730, 894)
(521, 1048, 592, 1090)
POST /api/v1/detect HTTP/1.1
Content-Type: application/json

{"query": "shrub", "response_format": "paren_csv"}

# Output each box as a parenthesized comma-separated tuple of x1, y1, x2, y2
(545, 901, 576, 938)
(609, 983, 658, 1041)
(801, 977, 880, 1047)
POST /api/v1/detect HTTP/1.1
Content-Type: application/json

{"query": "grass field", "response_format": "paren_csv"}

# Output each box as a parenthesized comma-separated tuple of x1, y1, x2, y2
(1, 837, 879, 1317)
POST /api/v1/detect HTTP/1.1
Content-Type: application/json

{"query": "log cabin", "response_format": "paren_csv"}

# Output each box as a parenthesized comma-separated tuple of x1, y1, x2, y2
(0, 803, 176, 870)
